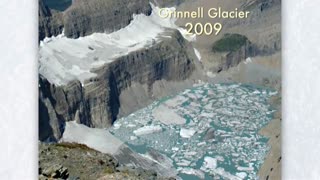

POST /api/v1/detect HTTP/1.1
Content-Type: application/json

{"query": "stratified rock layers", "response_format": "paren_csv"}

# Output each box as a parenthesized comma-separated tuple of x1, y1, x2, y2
(39, 0, 64, 41)
(39, 31, 197, 141)
(63, 0, 152, 38)
(39, 0, 152, 40)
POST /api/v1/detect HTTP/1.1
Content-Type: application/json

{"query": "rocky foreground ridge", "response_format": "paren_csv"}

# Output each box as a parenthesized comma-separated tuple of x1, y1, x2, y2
(39, 142, 174, 180)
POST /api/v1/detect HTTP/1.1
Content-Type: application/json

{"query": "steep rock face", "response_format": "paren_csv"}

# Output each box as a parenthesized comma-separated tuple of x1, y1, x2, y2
(150, 0, 185, 7)
(86, 31, 195, 128)
(39, 0, 152, 41)
(222, 40, 256, 70)
(39, 0, 64, 41)
(63, 0, 152, 38)
(39, 77, 90, 141)
(211, 38, 256, 73)
(245, 0, 281, 55)
(39, 30, 197, 141)
(224, 0, 281, 55)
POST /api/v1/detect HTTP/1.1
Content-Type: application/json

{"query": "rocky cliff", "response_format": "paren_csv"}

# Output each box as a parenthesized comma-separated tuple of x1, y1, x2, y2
(39, 0, 152, 40)
(150, 0, 185, 7)
(39, 0, 64, 41)
(39, 0, 185, 41)
(224, 0, 281, 55)
(63, 0, 152, 38)
(39, 30, 198, 141)
(209, 34, 256, 73)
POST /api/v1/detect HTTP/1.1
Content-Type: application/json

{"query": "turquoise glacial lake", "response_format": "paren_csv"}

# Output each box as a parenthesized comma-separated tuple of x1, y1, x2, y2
(110, 83, 277, 180)
(43, 0, 72, 11)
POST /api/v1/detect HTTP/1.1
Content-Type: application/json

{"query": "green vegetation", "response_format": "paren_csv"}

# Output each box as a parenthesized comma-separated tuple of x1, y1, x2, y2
(104, 166, 115, 174)
(212, 33, 248, 52)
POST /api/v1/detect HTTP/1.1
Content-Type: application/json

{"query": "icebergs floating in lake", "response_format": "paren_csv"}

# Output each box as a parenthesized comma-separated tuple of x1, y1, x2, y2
(109, 83, 277, 179)
(180, 128, 196, 138)
(203, 157, 217, 170)
(133, 125, 162, 136)
(153, 104, 186, 125)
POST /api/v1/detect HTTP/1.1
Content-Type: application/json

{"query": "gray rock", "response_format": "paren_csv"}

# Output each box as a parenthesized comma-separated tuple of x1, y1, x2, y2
(39, 143, 169, 179)
(39, 0, 152, 40)
(210, 36, 256, 73)
(203, 128, 215, 141)
(223, 0, 281, 55)
(39, 0, 64, 41)
(41, 164, 69, 179)
(63, 0, 152, 38)
(150, 0, 185, 7)
(39, 30, 198, 141)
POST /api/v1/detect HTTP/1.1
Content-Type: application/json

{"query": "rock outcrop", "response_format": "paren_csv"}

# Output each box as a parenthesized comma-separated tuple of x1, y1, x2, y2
(221, 39, 255, 70)
(203, 128, 215, 141)
(223, 0, 281, 55)
(39, 0, 189, 41)
(210, 34, 256, 73)
(39, 143, 166, 179)
(39, 0, 64, 41)
(245, 0, 281, 55)
(39, 30, 198, 141)
(39, 0, 152, 40)
(63, 0, 152, 38)
(150, 0, 185, 7)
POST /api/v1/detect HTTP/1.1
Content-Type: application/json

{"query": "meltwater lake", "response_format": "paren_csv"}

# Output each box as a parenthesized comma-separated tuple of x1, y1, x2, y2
(109, 83, 277, 180)
(43, 0, 72, 11)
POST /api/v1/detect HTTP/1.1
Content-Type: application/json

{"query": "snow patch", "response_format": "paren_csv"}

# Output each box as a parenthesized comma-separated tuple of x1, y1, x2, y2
(177, 27, 197, 42)
(206, 71, 216, 78)
(194, 48, 201, 61)
(244, 57, 252, 64)
(61, 121, 123, 155)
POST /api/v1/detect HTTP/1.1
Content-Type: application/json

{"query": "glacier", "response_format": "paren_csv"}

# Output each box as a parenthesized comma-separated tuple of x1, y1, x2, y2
(39, 4, 196, 85)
